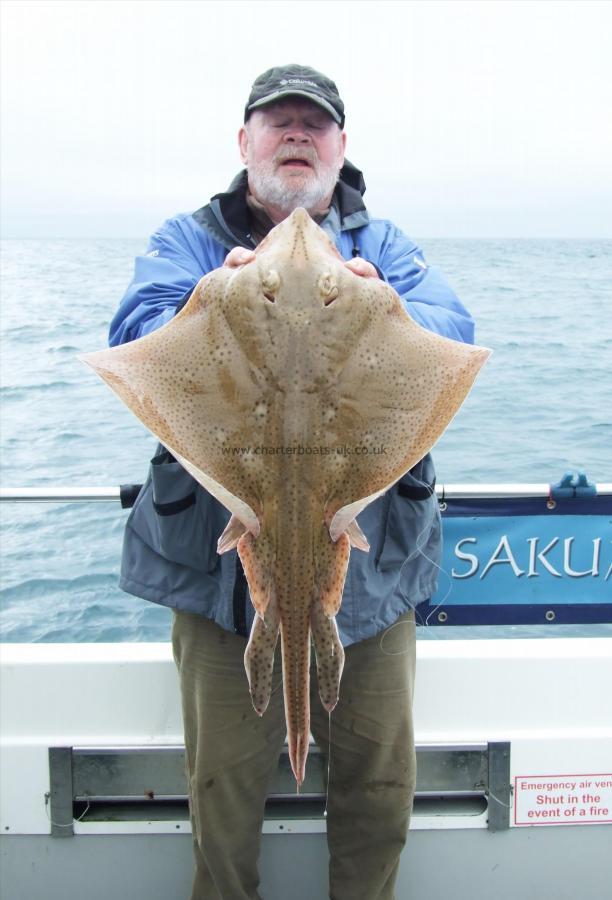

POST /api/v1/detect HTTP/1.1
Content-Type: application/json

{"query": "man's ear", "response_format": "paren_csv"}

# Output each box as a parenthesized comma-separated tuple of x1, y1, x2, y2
(339, 130, 347, 167)
(238, 126, 249, 165)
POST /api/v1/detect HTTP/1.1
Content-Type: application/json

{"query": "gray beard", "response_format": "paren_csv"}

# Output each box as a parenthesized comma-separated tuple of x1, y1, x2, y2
(248, 159, 339, 216)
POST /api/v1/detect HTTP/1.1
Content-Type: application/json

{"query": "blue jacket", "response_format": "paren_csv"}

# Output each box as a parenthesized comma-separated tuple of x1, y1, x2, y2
(112, 163, 474, 646)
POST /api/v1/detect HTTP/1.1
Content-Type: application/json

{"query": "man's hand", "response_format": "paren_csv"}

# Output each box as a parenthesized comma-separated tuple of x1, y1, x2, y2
(344, 257, 379, 279)
(224, 247, 256, 268)
(224, 247, 379, 280)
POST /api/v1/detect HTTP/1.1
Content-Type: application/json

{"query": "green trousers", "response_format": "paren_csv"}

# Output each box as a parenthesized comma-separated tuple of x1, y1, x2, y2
(172, 609, 416, 900)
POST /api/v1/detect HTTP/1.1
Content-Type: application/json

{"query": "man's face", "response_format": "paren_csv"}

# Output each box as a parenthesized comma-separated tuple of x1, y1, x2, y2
(238, 98, 346, 219)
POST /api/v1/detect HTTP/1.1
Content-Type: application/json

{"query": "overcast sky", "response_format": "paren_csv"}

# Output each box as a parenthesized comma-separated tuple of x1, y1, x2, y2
(1, 0, 611, 239)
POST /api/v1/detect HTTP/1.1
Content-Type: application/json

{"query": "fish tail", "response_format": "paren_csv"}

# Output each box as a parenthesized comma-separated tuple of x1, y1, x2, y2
(310, 604, 345, 712)
(289, 725, 310, 788)
(280, 617, 311, 786)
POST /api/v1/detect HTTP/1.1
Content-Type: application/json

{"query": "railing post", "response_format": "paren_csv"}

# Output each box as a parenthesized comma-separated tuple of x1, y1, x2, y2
(48, 747, 74, 837)
(487, 741, 511, 832)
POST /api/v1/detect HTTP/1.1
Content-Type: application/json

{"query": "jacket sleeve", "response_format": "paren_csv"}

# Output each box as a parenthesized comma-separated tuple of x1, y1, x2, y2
(376, 224, 475, 344)
(109, 218, 212, 346)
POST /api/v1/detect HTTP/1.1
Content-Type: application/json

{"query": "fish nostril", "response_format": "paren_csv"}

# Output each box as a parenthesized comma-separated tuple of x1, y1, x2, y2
(263, 291, 276, 303)
(323, 293, 337, 307)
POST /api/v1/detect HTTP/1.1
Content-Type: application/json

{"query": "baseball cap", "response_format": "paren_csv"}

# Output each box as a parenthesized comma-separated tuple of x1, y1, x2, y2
(245, 64, 345, 128)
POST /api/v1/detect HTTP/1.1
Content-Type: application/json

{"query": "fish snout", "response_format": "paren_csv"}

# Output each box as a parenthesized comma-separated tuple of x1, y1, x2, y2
(288, 206, 313, 228)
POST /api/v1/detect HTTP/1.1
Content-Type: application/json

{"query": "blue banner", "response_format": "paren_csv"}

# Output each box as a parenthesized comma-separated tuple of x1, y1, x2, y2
(420, 495, 612, 624)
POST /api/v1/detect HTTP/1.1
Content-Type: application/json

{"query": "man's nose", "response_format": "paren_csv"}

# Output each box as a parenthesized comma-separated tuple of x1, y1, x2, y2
(284, 130, 310, 143)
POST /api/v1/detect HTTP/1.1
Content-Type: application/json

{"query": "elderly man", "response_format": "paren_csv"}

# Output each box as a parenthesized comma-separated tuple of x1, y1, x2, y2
(110, 65, 474, 900)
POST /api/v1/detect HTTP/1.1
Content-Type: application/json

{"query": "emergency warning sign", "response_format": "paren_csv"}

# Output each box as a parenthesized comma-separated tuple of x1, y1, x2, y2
(514, 774, 612, 826)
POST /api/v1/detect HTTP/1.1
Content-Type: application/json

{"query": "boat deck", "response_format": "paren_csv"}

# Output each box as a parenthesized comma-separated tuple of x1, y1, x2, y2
(2, 638, 611, 899)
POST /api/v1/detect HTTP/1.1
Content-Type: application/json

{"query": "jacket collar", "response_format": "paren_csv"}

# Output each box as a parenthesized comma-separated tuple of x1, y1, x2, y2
(192, 159, 370, 251)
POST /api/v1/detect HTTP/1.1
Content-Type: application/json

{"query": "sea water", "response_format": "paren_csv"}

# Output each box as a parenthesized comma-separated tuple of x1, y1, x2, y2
(1, 237, 610, 642)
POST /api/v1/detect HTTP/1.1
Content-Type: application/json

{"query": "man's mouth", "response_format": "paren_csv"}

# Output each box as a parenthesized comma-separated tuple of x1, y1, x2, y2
(279, 158, 312, 169)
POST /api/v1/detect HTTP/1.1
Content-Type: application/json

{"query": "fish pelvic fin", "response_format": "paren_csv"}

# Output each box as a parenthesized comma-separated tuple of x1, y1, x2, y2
(237, 531, 275, 622)
(244, 595, 280, 717)
(345, 518, 370, 551)
(217, 514, 249, 554)
(316, 531, 350, 617)
(311, 604, 345, 713)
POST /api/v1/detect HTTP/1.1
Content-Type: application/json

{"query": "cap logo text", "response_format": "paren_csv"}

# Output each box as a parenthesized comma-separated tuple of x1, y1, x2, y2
(279, 78, 319, 88)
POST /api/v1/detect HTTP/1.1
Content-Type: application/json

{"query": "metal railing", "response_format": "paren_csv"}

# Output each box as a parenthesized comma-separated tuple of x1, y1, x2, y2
(1, 487, 122, 502)
(3, 483, 611, 503)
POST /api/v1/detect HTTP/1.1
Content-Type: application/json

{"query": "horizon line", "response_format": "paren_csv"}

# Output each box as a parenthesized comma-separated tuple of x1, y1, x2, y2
(1, 234, 611, 242)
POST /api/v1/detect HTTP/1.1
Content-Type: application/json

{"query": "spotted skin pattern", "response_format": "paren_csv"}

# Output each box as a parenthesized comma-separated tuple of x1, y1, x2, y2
(81, 209, 490, 785)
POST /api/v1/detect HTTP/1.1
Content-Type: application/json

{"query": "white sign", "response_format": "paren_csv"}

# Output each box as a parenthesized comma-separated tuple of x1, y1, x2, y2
(514, 774, 612, 826)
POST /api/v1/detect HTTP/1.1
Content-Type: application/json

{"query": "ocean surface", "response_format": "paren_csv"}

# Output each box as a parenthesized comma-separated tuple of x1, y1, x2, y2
(1, 237, 610, 643)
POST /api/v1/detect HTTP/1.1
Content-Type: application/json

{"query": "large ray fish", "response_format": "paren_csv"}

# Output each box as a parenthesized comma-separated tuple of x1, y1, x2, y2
(81, 208, 490, 784)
